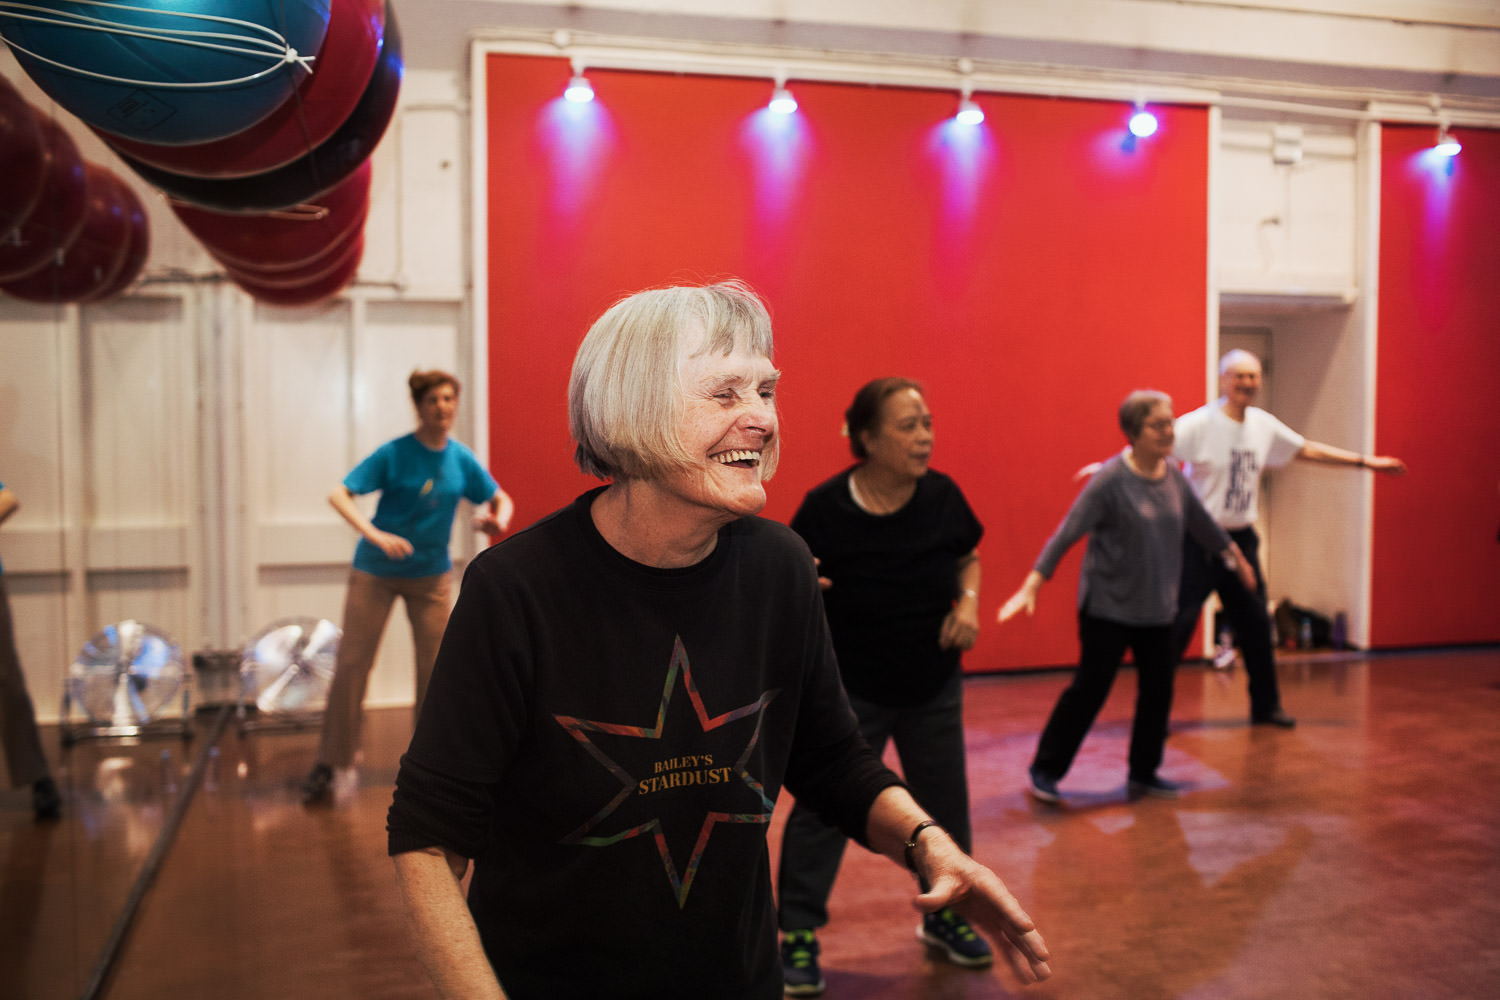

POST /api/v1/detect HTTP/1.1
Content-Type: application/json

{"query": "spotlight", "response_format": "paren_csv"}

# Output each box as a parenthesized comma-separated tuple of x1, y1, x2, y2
(1129, 107, 1159, 138)
(564, 71, 594, 104)
(955, 96, 984, 126)
(768, 85, 798, 115)
(1433, 124, 1461, 157)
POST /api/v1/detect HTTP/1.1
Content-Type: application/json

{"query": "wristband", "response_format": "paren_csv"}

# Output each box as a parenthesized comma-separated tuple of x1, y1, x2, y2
(904, 820, 941, 873)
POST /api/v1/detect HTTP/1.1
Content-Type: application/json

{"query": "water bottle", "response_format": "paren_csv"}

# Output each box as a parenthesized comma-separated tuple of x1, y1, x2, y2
(1332, 612, 1347, 650)
(1298, 617, 1313, 650)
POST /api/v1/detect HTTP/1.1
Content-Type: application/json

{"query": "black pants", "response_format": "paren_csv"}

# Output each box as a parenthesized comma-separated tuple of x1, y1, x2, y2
(1031, 613, 1174, 783)
(1172, 527, 1282, 718)
(777, 671, 971, 931)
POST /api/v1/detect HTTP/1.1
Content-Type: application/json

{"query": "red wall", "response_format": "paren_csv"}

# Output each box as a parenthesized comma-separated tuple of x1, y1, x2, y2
(484, 54, 1210, 670)
(1370, 125, 1500, 647)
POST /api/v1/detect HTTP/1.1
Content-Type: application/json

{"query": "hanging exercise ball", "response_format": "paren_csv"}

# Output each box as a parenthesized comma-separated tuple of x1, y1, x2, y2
(171, 159, 371, 271)
(1, 164, 132, 303)
(99, 0, 386, 178)
(229, 234, 363, 306)
(115, 3, 401, 213)
(0, 114, 88, 282)
(85, 180, 150, 302)
(0, 0, 333, 145)
(0, 76, 48, 238)
(226, 226, 362, 290)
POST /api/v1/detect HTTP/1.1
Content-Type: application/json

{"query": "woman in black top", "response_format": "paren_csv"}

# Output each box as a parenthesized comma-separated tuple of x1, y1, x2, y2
(387, 290, 1050, 999)
(776, 377, 993, 995)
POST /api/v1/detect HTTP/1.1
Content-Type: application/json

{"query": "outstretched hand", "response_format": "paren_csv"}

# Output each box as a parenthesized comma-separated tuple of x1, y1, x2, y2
(913, 834, 1052, 985)
(997, 591, 1034, 623)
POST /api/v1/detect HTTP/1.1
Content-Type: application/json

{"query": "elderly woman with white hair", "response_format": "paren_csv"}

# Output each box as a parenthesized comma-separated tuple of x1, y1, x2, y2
(387, 281, 1051, 999)
(998, 389, 1256, 805)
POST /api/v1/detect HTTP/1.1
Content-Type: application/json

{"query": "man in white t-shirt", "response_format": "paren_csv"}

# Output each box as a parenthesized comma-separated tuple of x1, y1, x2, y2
(1171, 349, 1406, 727)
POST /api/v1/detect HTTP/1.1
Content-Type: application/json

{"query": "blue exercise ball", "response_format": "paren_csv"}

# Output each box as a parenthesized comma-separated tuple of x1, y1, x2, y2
(0, 0, 332, 145)
(117, 3, 401, 213)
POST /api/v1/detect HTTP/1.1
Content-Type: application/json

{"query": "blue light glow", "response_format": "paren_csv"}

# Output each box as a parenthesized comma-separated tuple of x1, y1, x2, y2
(929, 116, 993, 225)
(1129, 110, 1158, 138)
(539, 97, 615, 227)
(742, 107, 811, 226)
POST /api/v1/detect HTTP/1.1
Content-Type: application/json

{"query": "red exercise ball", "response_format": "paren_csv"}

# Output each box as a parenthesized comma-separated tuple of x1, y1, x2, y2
(171, 159, 371, 271)
(0, 115, 88, 282)
(0, 76, 48, 238)
(224, 223, 363, 288)
(98, 0, 386, 178)
(229, 235, 363, 306)
(1, 165, 132, 303)
(83, 179, 150, 302)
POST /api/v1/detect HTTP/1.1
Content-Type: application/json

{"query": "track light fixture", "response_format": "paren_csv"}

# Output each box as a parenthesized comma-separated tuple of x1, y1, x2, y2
(1433, 122, 1461, 157)
(769, 72, 797, 115)
(1128, 103, 1158, 138)
(564, 60, 594, 103)
(955, 84, 983, 126)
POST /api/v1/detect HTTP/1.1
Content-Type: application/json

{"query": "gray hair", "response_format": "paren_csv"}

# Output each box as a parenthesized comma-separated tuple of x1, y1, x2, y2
(569, 280, 779, 481)
(1219, 348, 1262, 375)
(1118, 389, 1172, 441)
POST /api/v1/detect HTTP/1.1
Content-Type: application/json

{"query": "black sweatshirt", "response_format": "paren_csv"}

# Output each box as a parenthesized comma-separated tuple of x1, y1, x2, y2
(388, 487, 900, 999)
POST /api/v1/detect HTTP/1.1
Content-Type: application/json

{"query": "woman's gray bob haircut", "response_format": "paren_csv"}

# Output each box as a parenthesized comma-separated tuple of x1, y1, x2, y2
(1118, 389, 1173, 441)
(569, 280, 779, 481)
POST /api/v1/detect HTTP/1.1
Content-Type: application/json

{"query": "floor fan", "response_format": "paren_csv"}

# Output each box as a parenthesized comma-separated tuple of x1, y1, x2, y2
(62, 619, 191, 743)
(238, 616, 340, 730)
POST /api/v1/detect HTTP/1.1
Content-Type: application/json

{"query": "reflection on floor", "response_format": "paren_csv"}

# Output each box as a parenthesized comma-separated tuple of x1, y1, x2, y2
(3, 649, 1498, 999)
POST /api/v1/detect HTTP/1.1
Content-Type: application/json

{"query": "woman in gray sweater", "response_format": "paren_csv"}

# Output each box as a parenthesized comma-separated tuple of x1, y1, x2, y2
(997, 390, 1255, 804)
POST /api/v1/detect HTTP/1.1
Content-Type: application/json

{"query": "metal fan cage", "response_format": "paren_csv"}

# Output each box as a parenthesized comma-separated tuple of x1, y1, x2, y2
(60, 619, 193, 745)
(236, 616, 340, 733)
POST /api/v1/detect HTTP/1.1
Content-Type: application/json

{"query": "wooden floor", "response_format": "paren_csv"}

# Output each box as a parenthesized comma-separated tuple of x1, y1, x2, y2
(3, 648, 1498, 999)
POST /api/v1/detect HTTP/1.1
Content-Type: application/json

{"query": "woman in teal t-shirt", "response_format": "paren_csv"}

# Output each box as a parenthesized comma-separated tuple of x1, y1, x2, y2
(302, 370, 514, 804)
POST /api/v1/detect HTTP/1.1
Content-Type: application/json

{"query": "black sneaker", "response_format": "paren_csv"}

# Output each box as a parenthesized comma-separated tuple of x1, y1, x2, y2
(300, 763, 334, 805)
(917, 908, 994, 968)
(1252, 708, 1297, 728)
(1127, 774, 1181, 800)
(32, 777, 61, 820)
(1027, 767, 1061, 804)
(780, 929, 825, 996)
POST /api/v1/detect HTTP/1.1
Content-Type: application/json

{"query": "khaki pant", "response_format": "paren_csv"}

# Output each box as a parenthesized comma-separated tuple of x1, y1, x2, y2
(316, 568, 453, 768)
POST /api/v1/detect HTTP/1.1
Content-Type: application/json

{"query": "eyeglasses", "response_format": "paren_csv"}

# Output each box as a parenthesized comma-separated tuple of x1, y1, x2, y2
(1143, 418, 1174, 432)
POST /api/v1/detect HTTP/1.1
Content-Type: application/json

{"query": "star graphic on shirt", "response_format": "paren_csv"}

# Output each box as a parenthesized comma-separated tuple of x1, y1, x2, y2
(553, 635, 779, 908)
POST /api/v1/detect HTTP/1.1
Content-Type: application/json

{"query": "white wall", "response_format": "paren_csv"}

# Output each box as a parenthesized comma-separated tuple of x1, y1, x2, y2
(1, 50, 475, 726)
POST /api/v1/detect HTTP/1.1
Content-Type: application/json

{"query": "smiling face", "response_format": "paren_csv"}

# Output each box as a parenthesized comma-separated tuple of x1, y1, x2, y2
(663, 330, 781, 523)
(860, 387, 933, 482)
(416, 382, 459, 439)
(1219, 353, 1263, 410)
